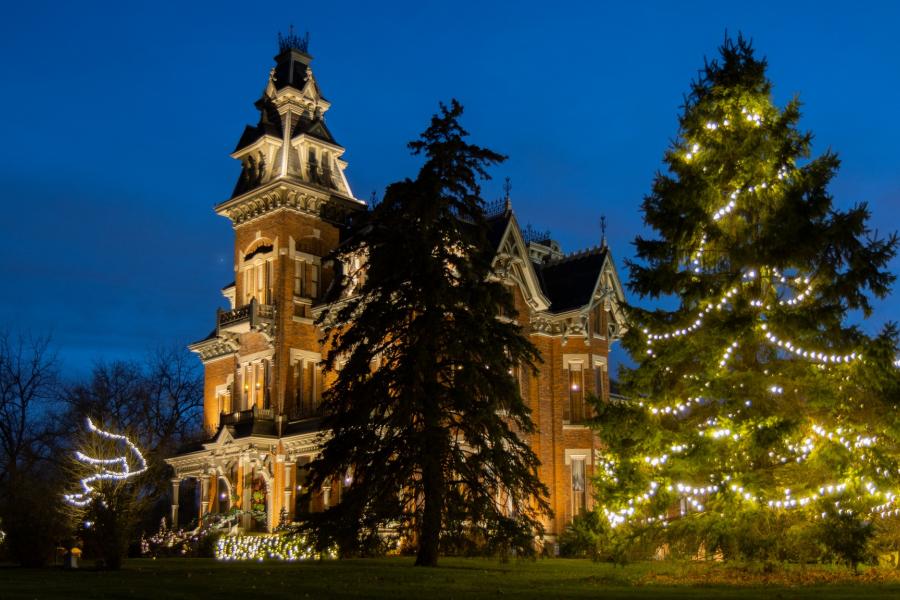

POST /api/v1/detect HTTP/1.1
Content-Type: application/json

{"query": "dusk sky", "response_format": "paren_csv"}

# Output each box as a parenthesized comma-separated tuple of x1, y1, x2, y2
(1, 1, 897, 377)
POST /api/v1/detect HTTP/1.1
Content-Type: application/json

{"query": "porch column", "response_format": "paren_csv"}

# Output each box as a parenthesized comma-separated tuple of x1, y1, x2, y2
(283, 461, 295, 522)
(170, 478, 181, 528)
(200, 475, 211, 519)
(241, 456, 252, 530)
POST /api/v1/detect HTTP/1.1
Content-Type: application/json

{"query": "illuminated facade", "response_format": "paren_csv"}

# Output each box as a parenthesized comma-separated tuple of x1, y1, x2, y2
(165, 37, 627, 539)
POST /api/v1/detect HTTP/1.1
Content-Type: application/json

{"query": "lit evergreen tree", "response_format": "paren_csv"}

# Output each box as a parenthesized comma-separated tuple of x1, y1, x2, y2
(593, 36, 899, 558)
(306, 100, 549, 566)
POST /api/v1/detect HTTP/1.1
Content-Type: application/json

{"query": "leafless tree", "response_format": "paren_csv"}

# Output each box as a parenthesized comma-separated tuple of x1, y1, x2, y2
(0, 330, 59, 486)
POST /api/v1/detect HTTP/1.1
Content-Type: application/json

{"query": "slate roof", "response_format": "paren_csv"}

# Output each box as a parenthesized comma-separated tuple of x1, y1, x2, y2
(486, 211, 512, 250)
(537, 246, 608, 313)
(291, 114, 338, 145)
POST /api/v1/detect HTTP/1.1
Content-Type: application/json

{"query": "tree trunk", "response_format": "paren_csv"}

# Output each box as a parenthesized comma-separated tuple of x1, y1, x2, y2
(416, 395, 443, 567)
(415, 453, 442, 566)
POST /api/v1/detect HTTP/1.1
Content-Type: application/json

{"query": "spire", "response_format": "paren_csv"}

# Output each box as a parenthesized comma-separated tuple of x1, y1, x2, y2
(503, 176, 512, 213)
(600, 215, 608, 249)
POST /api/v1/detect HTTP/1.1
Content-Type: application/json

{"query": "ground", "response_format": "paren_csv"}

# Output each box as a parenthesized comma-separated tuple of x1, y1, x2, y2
(3, 558, 900, 599)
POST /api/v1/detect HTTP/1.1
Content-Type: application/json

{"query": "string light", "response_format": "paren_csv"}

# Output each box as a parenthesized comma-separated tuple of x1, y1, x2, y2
(614, 103, 900, 534)
(64, 418, 147, 508)
(216, 534, 337, 561)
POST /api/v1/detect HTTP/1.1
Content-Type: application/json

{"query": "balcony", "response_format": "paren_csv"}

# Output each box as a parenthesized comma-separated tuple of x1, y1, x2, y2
(217, 298, 275, 336)
(220, 406, 275, 426)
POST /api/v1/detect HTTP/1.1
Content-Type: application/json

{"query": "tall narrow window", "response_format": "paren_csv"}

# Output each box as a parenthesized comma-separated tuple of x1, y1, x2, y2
(568, 364, 585, 423)
(294, 260, 305, 296)
(571, 458, 586, 516)
(293, 360, 303, 414)
(241, 360, 271, 410)
(592, 304, 605, 336)
(263, 360, 271, 409)
(309, 264, 320, 299)
(306, 361, 318, 414)
(594, 363, 606, 402)
(294, 462, 311, 515)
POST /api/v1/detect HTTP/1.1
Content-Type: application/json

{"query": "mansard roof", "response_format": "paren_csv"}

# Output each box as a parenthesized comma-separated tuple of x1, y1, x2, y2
(537, 246, 609, 313)
(233, 104, 338, 155)
(291, 113, 338, 145)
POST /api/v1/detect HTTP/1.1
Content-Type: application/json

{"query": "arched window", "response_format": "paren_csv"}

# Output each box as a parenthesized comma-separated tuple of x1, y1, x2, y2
(241, 239, 275, 305)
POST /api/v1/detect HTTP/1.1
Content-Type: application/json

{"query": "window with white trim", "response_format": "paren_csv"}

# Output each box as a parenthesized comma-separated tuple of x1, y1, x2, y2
(291, 356, 323, 417)
(294, 258, 320, 300)
(567, 362, 585, 423)
(240, 359, 271, 410)
(571, 457, 586, 516)
(241, 257, 275, 305)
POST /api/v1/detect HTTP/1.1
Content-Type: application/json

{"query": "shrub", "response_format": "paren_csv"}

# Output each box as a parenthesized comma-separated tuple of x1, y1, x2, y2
(818, 511, 874, 570)
(559, 511, 607, 560)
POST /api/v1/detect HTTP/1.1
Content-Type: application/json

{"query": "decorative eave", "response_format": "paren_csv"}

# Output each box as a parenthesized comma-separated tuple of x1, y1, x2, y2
(530, 310, 587, 340)
(492, 214, 551, 312)
(214, 180, 365, 227)
(187, 335, 238, 364)
(281, 430, 326, 456)
(165, 428, 327, 478)
(273, 81, 331, 114)
(290, 133, 346, 155)
(229, 134, 282, 160)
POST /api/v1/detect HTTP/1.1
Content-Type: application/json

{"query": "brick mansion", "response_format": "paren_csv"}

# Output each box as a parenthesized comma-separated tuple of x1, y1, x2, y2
(165, 36, 628, 541)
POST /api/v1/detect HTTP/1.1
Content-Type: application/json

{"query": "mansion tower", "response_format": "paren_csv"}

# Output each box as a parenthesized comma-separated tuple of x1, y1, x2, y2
(166, 35, 627, 540)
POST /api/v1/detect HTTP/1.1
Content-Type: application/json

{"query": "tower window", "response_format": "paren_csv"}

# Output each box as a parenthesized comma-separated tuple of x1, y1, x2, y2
(568, 363, 585, 423)
(293, 259, 320, 299)
(241, 257, 274, 305)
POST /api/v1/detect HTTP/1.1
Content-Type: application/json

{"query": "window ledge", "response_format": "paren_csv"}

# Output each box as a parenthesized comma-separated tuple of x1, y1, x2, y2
(292, 316, 315, 325)
(562, 423, 591, 431)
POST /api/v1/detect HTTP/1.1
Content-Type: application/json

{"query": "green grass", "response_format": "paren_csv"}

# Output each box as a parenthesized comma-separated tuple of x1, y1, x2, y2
(3, 557, 900, 599)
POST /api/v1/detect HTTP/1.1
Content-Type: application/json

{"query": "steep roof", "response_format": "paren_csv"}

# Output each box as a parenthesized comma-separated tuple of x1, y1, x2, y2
(537, 247, 609, 313)
(291, 113, 338, 145)
(486, 211, 513, 249)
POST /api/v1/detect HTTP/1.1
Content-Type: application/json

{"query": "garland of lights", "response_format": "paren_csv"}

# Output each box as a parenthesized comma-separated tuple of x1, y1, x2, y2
(215, 534, 337, 561)
(63, 417, 148, 508)
(607, 107, 900, 529)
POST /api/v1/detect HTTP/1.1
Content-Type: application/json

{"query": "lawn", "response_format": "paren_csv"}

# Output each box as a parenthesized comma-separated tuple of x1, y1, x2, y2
(3, 557, 900, 599)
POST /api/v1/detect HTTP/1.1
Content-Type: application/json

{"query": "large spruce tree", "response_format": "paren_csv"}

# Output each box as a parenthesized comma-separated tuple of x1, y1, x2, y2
(307, 100, 549, 566)
(594, 36, 899, 558)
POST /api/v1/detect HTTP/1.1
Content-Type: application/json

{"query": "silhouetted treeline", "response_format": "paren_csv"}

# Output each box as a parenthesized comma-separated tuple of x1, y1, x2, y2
(0, 330, 202, 566)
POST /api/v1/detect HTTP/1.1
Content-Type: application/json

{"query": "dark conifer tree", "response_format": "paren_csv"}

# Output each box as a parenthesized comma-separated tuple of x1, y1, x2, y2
(593, 36, 899, 557)
(307, 100, 549, 566)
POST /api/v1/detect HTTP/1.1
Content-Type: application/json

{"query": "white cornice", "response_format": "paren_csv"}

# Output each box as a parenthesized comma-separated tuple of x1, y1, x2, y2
(229, 135, 282, 160)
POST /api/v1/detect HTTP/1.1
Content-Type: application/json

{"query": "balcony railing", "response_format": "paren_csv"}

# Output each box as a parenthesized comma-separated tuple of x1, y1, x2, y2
(220, 406, 275, 426)
(217, 298, 275, 335)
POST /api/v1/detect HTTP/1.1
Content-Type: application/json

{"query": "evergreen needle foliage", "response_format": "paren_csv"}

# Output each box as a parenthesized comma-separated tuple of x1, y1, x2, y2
(306, 100, 550, 566)
(594, 35, 900, 561)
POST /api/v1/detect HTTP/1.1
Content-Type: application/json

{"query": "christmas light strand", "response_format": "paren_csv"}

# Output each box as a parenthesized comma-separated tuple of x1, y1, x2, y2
(63, 417, 148, 508)
(616, 105, 900, 532)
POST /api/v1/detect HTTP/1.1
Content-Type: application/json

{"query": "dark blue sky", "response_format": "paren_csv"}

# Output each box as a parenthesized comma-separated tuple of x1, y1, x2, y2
(1, 1, 897, 376)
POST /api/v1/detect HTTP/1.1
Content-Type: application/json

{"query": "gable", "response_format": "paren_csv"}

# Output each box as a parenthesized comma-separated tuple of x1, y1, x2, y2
(491, 215, 551, 312)
(589, 250, 629, 338)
